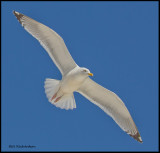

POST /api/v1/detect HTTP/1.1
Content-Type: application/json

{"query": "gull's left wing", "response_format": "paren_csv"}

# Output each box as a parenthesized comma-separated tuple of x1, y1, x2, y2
(13, 11, 77, 76)
(77, 77, 142, 143)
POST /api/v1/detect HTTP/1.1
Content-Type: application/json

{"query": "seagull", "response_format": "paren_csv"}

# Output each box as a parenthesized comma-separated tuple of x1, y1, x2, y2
(13, 11, 142, 143)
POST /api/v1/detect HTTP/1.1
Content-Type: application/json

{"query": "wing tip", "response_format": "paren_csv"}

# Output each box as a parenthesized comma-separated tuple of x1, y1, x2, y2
(129, 131, 143, 143)
(13, 10, 24, 24)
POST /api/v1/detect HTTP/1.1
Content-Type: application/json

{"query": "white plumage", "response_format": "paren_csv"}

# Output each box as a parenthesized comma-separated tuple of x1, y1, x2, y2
(13, 11, 142, 143)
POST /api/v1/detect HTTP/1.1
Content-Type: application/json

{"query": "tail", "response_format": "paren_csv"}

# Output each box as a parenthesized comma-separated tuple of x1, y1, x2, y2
(44, 78, 76, 110)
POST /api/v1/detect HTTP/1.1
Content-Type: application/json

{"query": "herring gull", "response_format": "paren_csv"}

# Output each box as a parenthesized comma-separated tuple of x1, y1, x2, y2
(13, 11, 142, 143)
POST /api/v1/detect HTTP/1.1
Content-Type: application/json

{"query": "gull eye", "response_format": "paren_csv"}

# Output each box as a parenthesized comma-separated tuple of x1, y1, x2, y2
(83, 69, 87, 72)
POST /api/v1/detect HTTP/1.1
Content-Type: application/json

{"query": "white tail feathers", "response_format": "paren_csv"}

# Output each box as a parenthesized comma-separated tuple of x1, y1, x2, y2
(44, 78, 60, 101)
(44, 78, 76, 110)
(53, 94, 76, 110)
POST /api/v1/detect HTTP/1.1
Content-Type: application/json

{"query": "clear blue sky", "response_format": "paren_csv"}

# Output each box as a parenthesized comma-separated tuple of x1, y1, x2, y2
(2, 1, 158, 151)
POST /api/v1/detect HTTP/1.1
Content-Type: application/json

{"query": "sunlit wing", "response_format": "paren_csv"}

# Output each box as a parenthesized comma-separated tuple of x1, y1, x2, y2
(77, 78, 142, 143)
(13, 11, 77, 76)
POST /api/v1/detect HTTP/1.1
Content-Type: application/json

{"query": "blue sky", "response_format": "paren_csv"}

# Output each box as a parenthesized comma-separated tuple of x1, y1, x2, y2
(2, 1, 158, 151)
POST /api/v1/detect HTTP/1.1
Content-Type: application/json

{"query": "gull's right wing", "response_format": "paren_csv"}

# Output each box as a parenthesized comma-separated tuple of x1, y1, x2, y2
(77, 77, 143, 143)
(13, 11, 77, 76)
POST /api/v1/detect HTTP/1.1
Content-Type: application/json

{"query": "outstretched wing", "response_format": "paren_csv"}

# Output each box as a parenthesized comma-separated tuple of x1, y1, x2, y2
(13, 11, 77, 76)
(77, 78, 142, 143)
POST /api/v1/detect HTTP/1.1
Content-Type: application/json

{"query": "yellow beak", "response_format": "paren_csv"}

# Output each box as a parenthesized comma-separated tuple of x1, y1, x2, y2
(88, 73, 93, 76)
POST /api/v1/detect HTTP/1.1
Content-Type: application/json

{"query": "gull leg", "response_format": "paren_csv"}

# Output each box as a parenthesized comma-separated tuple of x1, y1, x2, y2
(54, 96, 62, 103)
(51, 93, 57, 101)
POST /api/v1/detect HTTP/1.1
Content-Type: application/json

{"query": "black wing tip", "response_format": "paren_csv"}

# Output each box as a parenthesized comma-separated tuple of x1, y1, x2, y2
(129, 132, 143, 143)
(13, 10, 24, 24)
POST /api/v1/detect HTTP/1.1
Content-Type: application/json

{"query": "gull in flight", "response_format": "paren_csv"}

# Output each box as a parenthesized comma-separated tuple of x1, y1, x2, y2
(13, 11, 142, 143)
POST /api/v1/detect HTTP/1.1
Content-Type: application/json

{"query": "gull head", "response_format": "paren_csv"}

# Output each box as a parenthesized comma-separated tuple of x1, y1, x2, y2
(80, 67, 93, 77)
